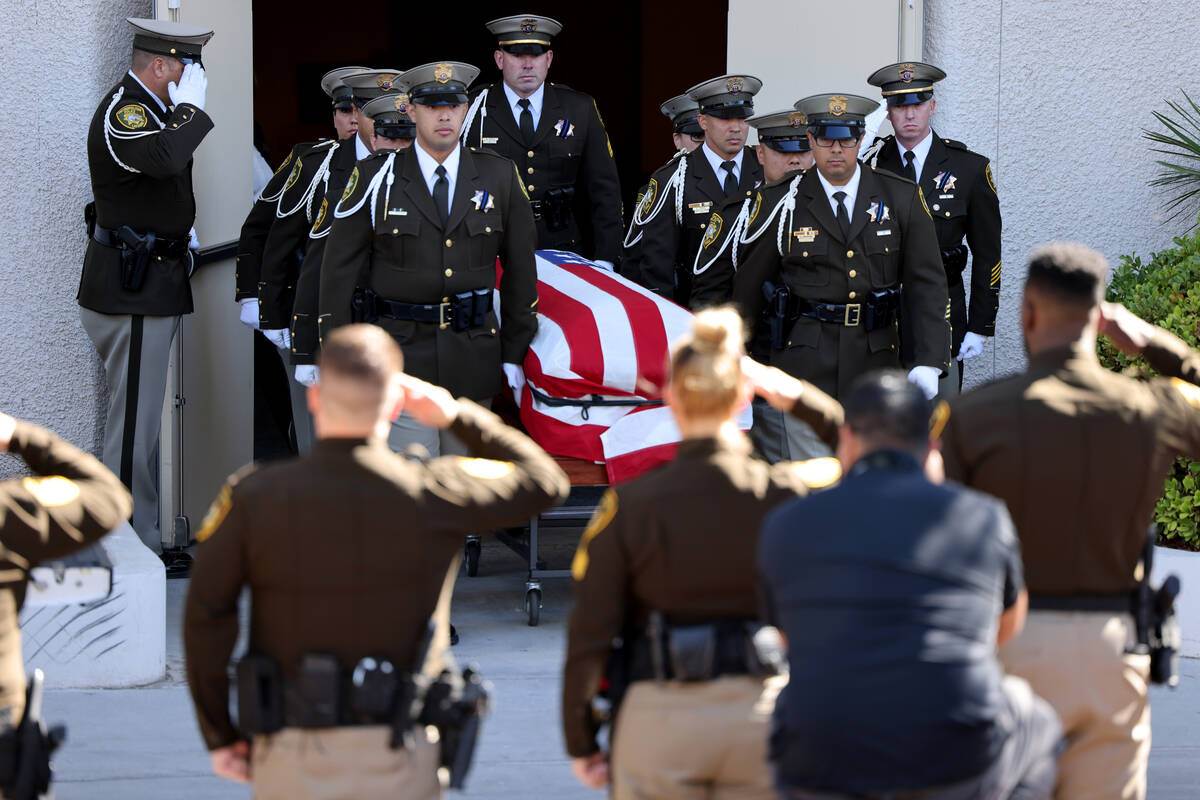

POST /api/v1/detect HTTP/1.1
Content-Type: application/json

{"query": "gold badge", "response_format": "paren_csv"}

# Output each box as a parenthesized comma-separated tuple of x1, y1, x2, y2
(788, 111, 806, 128)
(638, 178, 657, 216)
(572, 489, 618, 581)
(393, 94, 410, 113)
(341, 166, 359, 202)
(520, 18, 538, 33)
(196, 484, 233, 543)
(21, 476, 80, 508)
(792, 226, 818, 242)
(748, 192, 762, 226)
(433, 63, 454, 84)
(701, 213, 723, 250)
(828, 95, 848, 116)
(898, 63, 916, 83)
(116, 103, 148, 130)
(726, 76, 745, 94)
(283, 158, 303, 192)
(376, 73, 396, 91)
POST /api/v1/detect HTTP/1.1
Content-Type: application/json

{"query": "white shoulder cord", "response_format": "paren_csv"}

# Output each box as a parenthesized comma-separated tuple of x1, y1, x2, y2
(103, 86, 165, 174)
(859, 104, 889, 169)
(774, 174, 803, 256)
(275, 141, 338, 221)
(692, 196, 750, 275)
(460, 88, 489, 148)
(332, 152, 397, 232)
(691, 172, 802, 274)
(622, 151, 687, 249)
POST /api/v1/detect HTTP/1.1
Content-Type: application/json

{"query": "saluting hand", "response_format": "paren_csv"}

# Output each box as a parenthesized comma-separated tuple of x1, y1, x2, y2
(210, 740, 250, 783)
(743, 357, 805, 412)
(0, 412, 14, 452)
(399, 375, 460, 429)
(1099, 302, 1156, 356)
(571, 752, 610, 790)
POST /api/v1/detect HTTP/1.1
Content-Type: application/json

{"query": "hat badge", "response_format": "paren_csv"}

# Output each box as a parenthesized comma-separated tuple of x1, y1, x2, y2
(828, 96, 848, 116)
(520, 18, 538, 33)
(394, 94, 410, 113)
(433, 63, 453, 84)
(788, 111, 806, 128)
(376, 74, 396, 91)
(898, 64, 916, 83)
(726, 77, 745, 94)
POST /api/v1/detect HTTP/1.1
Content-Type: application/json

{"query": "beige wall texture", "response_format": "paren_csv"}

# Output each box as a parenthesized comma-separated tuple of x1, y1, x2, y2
(0, 0, 151, 478)
(925, 0, 1200, 385)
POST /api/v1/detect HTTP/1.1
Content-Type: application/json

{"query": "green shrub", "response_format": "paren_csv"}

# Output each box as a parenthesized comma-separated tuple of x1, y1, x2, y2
(1101, 225, 1200, 546)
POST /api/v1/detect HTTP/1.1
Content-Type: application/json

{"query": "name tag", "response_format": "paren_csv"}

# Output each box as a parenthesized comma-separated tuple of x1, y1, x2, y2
(482, 136, 499, 145)
(939, 194, 955, 199)
(876, 229, 892, 236)
(387, 208, 407, 216)
(688, 202, 712, 214)
(793, 227, 818, 243)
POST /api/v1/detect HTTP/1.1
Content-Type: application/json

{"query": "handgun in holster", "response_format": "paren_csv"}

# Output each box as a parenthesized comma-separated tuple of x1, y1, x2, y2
(420, 666, 492, 790)
(236, 653, 284, 736)
(1132, 525, 1183, 687)
(940, 245, 969, 277)
(83, 203, 97, 240)
(543, 187, 575, 233)
(351, 288, 379, 324)
(4, 670, 65, 800)
(761, 280, 792, 351)
(388, 622, 434, 750)
(116, 226, 155, 293)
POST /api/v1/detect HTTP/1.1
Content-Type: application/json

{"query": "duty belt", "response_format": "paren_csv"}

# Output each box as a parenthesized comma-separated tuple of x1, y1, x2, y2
(358, 288, 492, 331)
(91, 224, 189, 258)
(793, 285, 901, 331)
(628, 615, 784, 683)
(1029, 593, 1134, 613)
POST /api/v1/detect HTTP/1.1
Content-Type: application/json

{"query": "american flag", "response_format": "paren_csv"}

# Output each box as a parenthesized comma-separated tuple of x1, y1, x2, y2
(507, 251, 750, 484)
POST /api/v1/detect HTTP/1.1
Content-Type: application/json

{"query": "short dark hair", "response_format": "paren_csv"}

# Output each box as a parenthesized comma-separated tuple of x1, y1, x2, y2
(843, 369, 932, 451)
(1025, 242, 1108, 307)
(316, 324, 403, 394)
(131, 47, 158, 71)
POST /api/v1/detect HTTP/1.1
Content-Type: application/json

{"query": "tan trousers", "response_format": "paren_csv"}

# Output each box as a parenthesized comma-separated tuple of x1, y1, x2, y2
(1000, 610, 1151, 800)
(611, 675, 781, 800)
(251, 724, 443, 800)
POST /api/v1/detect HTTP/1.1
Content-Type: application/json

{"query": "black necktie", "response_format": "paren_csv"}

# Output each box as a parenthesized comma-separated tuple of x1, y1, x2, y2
(433, 165, 449, 228)
(902, 150, 917, 182)
(517, 98, 534, 144)
(833, 190, 850, 239)
(720, 160, 737, 197)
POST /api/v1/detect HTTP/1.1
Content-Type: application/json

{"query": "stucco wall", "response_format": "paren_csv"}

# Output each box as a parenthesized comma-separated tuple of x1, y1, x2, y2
(0, 1, 151, 477)
(925, 0, 1200, 386)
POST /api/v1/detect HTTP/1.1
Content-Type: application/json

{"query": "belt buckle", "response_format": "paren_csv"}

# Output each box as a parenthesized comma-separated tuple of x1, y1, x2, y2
(438, 302, 451, 330)
(844, 303, 861, 326)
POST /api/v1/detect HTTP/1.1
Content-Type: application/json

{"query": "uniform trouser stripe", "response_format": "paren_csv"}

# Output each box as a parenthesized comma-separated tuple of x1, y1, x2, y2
(119, 315, 144, 488)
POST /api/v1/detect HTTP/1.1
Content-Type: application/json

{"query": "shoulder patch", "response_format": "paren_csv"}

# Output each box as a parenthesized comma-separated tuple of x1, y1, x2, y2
(701, 213, 723, 250)
(312, 197, 329, 232)
(341, 166, 360, 202)
(985, 163, 997, 195)
(571, 488, 618, 581)
(274, 150, 294, 175)
(456, 457, 515, 480)
(115, 104, 148, 130)
(917, 186, 933, 219)
(789, 457, 842, 489)
(283, 158, 304, 192)
(21, 476, 80, 508)
(639, 179, 658, 217)
(1172, 377, 1200, 409)
(748, 192, 762, 226)
(196, 483, 233, 543)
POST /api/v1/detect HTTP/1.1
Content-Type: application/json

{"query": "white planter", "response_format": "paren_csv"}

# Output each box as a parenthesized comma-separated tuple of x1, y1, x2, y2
(18, 522, 165, 688)
(1153, 546, 1200, 659)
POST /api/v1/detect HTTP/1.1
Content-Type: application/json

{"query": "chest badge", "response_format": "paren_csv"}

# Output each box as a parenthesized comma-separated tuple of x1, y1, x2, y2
(792, 227, 818, 243)
(471, 190, 495, 212)
(553, 119, 575, 138)
(933, 170, 957, 192)
(866, 201, 891, 223)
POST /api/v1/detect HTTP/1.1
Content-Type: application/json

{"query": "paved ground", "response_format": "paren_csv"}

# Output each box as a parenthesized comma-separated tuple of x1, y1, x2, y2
(43, 528, 1200, 798)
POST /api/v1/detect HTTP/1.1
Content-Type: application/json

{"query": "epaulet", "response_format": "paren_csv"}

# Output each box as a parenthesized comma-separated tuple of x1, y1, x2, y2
(870, 164, 917, 186)
(941, 137, 970, 151)
(469, 147, 511, 163)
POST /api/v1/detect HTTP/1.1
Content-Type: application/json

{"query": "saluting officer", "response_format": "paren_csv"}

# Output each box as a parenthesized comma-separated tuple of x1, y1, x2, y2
(865, 62, 1001, 391)
(79, 18, 213, 557)
(731, 93, 948, 460)
(290, 68, 405, 387)
(621, 94, 703, 279)
(185, 324, 568, 796)
(319, 62, 538, 456)
(942, 243, 1200, 800)
(462, 14, 622, 269)
(635, 75, 764, 307)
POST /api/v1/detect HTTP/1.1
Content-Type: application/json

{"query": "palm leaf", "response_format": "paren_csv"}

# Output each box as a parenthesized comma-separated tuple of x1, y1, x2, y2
(1143, 91, 1200, 228)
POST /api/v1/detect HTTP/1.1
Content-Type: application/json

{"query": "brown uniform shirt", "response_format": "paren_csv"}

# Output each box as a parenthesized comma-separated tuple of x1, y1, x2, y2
(561, 390, 844, 757)
(184, 401, 569, 750)
(942, 330, 1200, 595)
(0, 422, 132, 721)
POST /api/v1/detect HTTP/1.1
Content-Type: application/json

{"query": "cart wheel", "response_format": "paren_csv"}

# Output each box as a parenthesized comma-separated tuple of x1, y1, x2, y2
(524, 588, 542, 627)
(465, 540, 481, 577)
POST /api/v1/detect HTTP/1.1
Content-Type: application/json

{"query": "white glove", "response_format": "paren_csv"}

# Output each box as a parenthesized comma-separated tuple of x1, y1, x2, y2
(861, 103, 889, 150)
(907, 366, 940, 400)
(592, 259, 615, 272)
(188, 227, 200, 251)
(956, 331, 985, 362)
(262, 327, 291, 350)
(294, 365, 320, 387)
(168, 63, 208, 111)
(238, 298, 260, 330)
(502, 362, 524, 391)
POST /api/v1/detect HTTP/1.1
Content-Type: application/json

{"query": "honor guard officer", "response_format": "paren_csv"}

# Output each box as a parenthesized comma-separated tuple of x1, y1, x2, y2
(731, 93, 948, 459)
(319, 61, 539, 456)
(79, 18, 213, 557)
(865, 62, 1001, 391)
(289, 69, 406, 389)
(362, 93, 417, 151)
(185, 325, 568, 796)
(635, 75, 764, 307)
(0, 413, 131, 800)
(326, 67, 364, 141)
(462, 14, 622, 270)
(622, 95, 703, 279)
(942, 243, 1200, 800)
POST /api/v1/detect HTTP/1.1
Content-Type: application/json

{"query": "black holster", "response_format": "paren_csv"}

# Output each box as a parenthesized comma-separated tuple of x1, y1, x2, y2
(761, 280, 792, 351)
(351, 288, 377, 324)
(1132, 525, 1183, 687)
(420, 666, 491, 790)
(236, 653, 284, 736)
(3, 672, 65, 800)
(637, 612, 784, 682)
(941, 245, 969, 277)
(542, 187, 575, 233)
